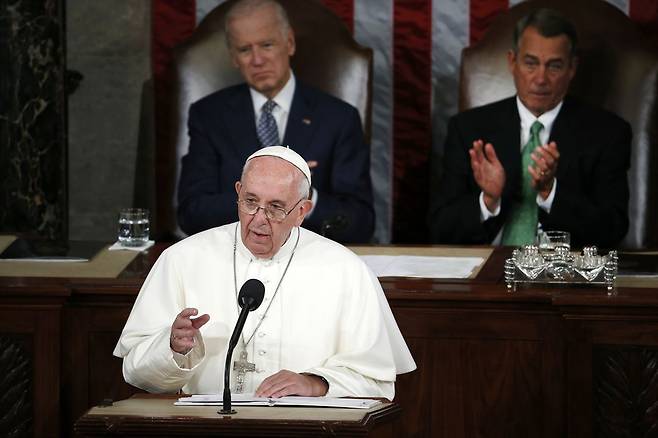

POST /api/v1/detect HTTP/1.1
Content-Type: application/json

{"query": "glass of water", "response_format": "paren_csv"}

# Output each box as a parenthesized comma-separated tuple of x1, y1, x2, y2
(118, 208, 150, 247)
(537, 230, 571, 252)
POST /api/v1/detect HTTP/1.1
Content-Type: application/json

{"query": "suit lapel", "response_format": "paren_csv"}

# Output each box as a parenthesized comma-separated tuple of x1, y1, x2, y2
(282, 82, 315, 157)
(549, 97, 577, 178)
(496, 98, 523, 194)
(225, 85, 261, 159)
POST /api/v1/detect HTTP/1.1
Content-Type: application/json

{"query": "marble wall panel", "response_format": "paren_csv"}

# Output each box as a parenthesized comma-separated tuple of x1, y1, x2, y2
(0, 0, 66, 240)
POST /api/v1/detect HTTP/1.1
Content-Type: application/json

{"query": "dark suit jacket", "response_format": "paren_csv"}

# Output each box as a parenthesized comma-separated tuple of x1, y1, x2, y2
(428, 96, 631, 248)
(177, 81, 374, 243)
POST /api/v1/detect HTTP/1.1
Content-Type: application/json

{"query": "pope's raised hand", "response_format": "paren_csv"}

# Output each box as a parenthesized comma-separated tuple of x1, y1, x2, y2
(469, 139, 506, 212)
(170, 308, 210, 355)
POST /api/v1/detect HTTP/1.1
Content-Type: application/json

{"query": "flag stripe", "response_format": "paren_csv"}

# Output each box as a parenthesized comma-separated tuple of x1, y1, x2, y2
(152, 0, 197, 233)
(470, 0, 510, 45)
(392, 0, 433, 242)
(354, 0, 394, 243)
(321, 0, 354, 33)
(152, 1, 196, 79)
(629, 0, 658, 23)
(431, 0, 469, 156)
(154, 0, 652, 243)
(196, 0, 224, 24)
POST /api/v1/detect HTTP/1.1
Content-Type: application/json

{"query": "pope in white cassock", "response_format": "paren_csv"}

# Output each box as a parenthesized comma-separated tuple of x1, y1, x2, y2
(114, 146, 416, 400)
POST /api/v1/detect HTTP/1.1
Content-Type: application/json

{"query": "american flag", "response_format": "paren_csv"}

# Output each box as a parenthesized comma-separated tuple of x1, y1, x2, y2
(152, 0, 658, 243)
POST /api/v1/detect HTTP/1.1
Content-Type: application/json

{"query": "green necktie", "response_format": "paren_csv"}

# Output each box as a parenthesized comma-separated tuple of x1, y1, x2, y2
(502, 120, 544, 246)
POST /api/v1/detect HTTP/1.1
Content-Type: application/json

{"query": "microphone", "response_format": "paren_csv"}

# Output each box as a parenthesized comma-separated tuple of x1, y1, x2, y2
(220, 279, 265, 414)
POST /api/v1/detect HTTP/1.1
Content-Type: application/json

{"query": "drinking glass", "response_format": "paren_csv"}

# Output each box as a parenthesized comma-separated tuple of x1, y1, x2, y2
(117, 208, 150, 247)
(537, 230, 570, 252)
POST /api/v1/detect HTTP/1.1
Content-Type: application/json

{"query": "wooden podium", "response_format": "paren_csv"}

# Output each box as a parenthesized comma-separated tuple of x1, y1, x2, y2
(3, 239, 658, 437)
(74, 394, 401, 437)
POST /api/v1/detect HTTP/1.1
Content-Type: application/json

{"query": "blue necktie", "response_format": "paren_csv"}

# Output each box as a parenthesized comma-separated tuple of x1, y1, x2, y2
(257, 100, 280, 147)
(502, 120, 544, 246)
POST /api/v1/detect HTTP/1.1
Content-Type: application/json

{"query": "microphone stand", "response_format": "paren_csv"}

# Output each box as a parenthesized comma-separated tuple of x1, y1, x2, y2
(219, 299, 253, 415)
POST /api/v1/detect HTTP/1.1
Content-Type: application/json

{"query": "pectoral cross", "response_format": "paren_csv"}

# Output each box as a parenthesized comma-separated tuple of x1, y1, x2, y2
(233, 349, 255, 393)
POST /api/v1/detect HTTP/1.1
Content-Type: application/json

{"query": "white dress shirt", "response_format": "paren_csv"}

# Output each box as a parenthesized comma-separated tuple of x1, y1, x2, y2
(249, 73, 319, 214)
(250, 73, 295, 140)
(480, 97, 563, 243)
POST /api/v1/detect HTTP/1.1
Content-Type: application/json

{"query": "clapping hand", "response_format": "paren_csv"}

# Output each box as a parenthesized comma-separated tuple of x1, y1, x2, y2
(469, 139, 506, 212)
(528, 141, 560, 199)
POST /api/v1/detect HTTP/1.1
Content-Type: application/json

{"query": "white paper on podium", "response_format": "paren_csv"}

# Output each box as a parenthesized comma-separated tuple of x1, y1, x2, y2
(359, 255, 484, 278)
(175, 393, 381, 409)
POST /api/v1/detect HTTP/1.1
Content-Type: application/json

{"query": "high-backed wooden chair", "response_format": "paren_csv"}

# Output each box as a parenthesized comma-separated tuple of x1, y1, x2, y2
(459, 0, 658, 249)
(156, 0, 373, 238)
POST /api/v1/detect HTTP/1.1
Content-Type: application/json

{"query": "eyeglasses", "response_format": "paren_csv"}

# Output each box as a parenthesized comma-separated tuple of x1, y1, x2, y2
(237, 198, 304, 222)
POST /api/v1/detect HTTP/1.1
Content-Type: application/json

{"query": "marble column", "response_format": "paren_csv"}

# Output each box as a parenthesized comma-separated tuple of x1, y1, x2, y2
(0, 0, 66, 240)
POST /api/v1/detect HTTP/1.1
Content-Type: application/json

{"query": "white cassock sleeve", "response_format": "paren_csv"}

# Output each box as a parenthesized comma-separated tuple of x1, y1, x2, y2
(302, 260, 416, 400)
(113, 248, 206, 393)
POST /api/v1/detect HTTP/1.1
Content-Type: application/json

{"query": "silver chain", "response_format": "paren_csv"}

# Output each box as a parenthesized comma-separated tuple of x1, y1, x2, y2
(232, 223, 299, 348)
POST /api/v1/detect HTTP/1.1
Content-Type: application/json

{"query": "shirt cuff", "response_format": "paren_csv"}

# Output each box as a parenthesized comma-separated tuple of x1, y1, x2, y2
(301, 372, 329, 395)
(536, 178, 557, 213)
(479, 191, 501, 222)
(171, 333, 206, 370)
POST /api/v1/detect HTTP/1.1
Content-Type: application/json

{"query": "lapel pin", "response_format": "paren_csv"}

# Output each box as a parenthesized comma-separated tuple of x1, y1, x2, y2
(302, 118, 312, 125)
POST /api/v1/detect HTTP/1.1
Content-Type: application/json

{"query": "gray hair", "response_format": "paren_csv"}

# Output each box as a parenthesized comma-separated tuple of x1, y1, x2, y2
(241, 157, 311, 200)
(513, 8, 578, 58)
(225, 0, 291, 49)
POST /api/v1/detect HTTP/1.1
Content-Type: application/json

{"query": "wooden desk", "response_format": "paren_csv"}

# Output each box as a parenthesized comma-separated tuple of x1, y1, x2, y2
(382, 256, 658, 438)
(0, 244, 161, 438)
(74, 394, 401, 437)
(1, 244, 658, 437)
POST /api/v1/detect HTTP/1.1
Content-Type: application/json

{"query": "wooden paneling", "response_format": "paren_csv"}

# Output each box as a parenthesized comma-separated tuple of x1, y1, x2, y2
(0, 286, 67, 438)
(62, 304, 141, 436)
(393, 338, 430, 438)
(434, 339, 544, 437)
(564, 311, 658, 438)
(593, 346, 658, 438)
(0, 335, 33, 437)
(392, 304, 564, 438)
(3, 246, 658, 437)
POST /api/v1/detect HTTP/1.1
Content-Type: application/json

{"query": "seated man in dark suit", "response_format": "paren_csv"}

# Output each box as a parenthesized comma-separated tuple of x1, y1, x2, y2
(177, 0, 374, 243)
(429, 8, 631, 248)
